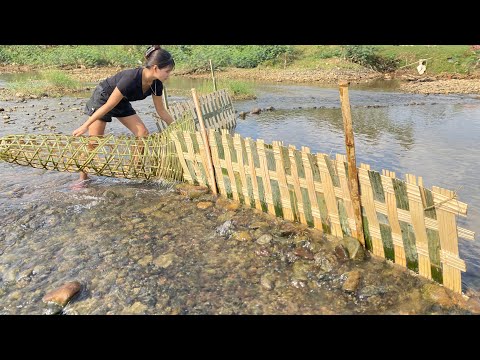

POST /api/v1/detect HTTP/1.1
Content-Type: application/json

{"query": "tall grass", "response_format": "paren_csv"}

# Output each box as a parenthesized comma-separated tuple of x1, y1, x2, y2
(376, 45, 478, 74)
(0, 45, 142, 67)
(0, 45, 292, 72)
(7, 70, 81, 96)
(195, 79, 255, 100)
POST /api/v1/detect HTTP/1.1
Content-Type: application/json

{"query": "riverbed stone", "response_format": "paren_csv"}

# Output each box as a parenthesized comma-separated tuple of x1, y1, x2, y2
(256, 234, 273, 245)
(42, 281, 82, 306)
(197, 201, 213, 209)
(153, 253, 177, 268)
(342, 270, 362, 292)
(421, 283, 455, 308)
(232, 231, 253, 242)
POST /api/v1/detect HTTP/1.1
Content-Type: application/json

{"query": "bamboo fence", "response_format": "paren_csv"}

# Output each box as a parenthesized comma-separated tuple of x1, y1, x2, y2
(155, 89, 236, 132)
(172, 128, 475, 293)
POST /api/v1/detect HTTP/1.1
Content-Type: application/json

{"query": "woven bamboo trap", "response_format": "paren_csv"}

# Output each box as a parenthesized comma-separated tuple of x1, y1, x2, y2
(0, 114, 196, 181)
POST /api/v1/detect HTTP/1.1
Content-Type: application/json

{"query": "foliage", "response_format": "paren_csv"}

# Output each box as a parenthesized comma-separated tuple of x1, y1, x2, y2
(0, 45, 143, 67)
(164, 45, 292, 71)
(341, 45, 399, 72)
(6, 69, 80, 96)
(376, 45, 477, 75)
(195, 79, 255, 100)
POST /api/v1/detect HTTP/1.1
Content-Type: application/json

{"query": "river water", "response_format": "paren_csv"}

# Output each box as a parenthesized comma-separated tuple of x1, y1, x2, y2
(231, 80, 480, 292)
(1, 73, 479, 314)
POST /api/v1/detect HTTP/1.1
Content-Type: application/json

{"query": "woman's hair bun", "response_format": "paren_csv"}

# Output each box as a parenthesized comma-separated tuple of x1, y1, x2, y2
(145, 45, 162, 59)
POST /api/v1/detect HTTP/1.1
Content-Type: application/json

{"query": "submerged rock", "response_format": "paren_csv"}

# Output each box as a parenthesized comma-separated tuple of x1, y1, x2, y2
(342, 236, 366, 261)
(256, 234, 273, 245)
(260, 274, 275, 290)
(216, 220, 235, 237)
(197, 201, 213, 209)
(42, 281, 81, 307)
(334, 245, 349, 261)
(421, 283, 455, 308)
(232, 231, 253, 242)
(342, 270, 362, 293)
(153, 253, 177, 269)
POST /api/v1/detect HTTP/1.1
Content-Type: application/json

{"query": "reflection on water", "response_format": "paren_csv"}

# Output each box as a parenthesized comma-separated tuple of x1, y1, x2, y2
(166, 76, 212, 91)
(350, 78, 402, 91)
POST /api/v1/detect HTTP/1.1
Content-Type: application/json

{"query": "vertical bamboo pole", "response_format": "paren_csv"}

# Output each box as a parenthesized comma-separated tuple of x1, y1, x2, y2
(191, 88, 217, 194)
(381, 169, 407, 267)
(163, 86, 169, 109)
(432, 186, 465, 293)
(339, 80, 365, 246)
(405, 174, 432, 279)
(209, 59, 217, 92)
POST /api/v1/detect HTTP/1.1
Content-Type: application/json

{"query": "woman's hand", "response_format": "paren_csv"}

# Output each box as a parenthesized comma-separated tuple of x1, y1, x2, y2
(72, 125, 88, 137)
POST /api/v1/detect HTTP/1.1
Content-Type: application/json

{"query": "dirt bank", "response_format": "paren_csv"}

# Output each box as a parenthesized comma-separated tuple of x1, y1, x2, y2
(399, 78, 480, 95)
(187, 67, 480, 95)
(178, 66, 382, 84)
(1, 65, 480, 96)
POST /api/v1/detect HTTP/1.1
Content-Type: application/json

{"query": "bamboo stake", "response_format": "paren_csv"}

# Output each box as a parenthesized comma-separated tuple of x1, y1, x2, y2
(339, 80, 365, 246)
(209, 59, 217, 92)
(192, 88, 218, 194)
(163, 85, 169, 109)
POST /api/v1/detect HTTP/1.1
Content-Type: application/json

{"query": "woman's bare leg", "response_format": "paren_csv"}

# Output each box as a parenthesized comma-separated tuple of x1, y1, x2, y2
(117, 115, 149, 173)
(78, 120, 107, 181)
(117, 114, 149, 137)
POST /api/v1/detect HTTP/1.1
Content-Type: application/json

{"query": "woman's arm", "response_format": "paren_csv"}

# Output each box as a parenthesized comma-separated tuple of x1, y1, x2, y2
(72, 87, 125, 136)
(152, 95, 174, 125)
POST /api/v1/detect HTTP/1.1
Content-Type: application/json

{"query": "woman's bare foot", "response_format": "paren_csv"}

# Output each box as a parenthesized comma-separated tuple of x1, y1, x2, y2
(69, 172, 90, 191)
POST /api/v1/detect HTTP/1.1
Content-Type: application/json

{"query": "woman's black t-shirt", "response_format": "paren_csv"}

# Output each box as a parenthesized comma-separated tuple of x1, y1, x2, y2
(99, 67, 163, 101)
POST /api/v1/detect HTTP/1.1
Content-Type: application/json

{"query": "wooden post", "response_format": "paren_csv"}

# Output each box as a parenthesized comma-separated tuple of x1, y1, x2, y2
(162, 85, 169, 109)
(338, 80, 365, 246)
(191, 88, 218, 194)
(209, 59, 217, 92)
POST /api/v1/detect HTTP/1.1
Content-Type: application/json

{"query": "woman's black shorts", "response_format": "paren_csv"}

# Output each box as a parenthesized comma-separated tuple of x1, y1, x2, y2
(83, 85, 136, 122)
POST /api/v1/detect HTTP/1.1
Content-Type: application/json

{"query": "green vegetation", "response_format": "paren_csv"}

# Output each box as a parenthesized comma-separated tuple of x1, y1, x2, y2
(270, 45, 362, 70)
(1, 45, 478, 76)
(195, 78, 255, 100)
(0, 45, 142, 68)
(0, 45, 293, 71)
(376, 45, 479, 75)
(167, 45, 294, 71)
(342, 45, 399, 72)
(6, 70, 81, 96)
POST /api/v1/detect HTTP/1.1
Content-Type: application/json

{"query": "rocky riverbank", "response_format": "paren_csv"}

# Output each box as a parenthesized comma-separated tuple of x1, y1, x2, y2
(1, 65, 480, 98)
